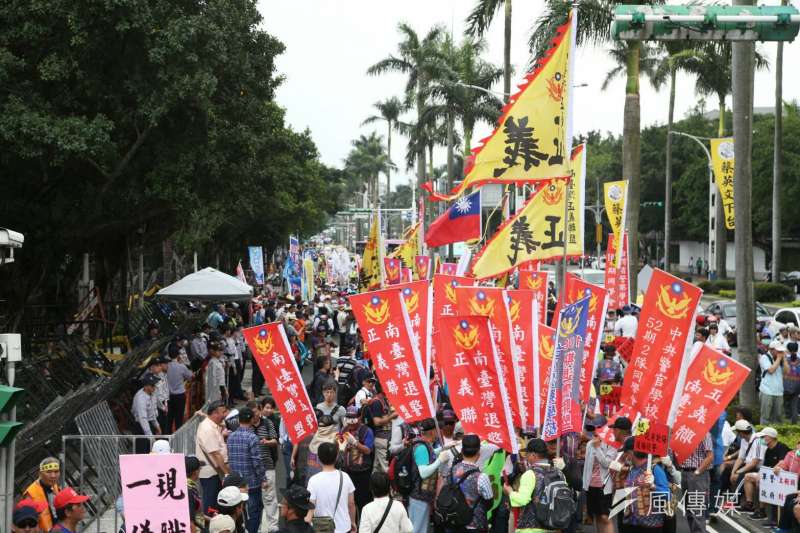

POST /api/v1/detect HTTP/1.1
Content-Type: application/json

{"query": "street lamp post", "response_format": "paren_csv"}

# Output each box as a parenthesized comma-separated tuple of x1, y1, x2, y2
(669, 131, 717, 278)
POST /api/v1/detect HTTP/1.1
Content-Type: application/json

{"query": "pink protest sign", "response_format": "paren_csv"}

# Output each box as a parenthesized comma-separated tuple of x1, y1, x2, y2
(120, 453, 191, 532)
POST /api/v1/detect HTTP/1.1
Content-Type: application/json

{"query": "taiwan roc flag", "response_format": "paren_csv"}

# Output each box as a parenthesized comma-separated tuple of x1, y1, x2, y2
(425, 190, 481, 248)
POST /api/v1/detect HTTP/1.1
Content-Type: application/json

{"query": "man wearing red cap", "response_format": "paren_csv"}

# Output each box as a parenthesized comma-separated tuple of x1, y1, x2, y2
(50, 487, 89, 533)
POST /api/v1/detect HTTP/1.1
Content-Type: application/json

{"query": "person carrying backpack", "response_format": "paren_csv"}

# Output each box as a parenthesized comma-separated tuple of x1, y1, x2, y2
(408, 418, 449, 533)
(434, 434, 493, 532)
(505, 438, 577, 533)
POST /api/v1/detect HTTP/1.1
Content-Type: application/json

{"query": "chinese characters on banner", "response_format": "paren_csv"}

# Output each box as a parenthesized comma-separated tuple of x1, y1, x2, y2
(454, 287, 525, 428)
(432, 274, 474, 320)
(435, 315, 518, 452)
(506, 290, 538, 432)
(670, 346, 749, 462)
(758, 467, 798, 506)
(120, 453, 191, 532)
(566, 143, 586, 255)
(604, 233, 630, 310)
(470, 178, 583, 279)
(620, 269, 702, 424)
(349, 289, 435, 423)
(536, 323, 556, 428)
(551, 273, 609, 402)
(243, 323, 317, 445)
(396, 281, 432, 377)
(359, 212, 384, 292)
(415, 256, 431, 280)
(518, 270, 548, 325)
(542, 297, 589, 441)
(603, 181, 627, 267)
(710, 138, 735, 230)
(633, 421, 671, 456)
(384, 258, 402, 286)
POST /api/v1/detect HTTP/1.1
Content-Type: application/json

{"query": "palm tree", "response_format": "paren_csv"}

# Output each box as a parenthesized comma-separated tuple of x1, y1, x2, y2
(530, 0, 657, 295)
(466, 0, 513, 103)
(362, 97, 406, 234)
(367, 24, 445, 225)
(651, 43, 700, 272)
(344, 133, 395, 209)
(683, 42, 768, 279)
(772, 0, 787, 284)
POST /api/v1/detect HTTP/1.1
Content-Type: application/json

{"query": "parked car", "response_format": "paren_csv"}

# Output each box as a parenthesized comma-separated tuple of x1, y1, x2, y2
(767, 308, 800, 337)
(703, 300, 772, 346)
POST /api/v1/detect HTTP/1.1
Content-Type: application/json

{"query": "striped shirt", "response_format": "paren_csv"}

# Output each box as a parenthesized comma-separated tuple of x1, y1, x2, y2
(679, 434, 713, 470)
(253, 416, 277, 471)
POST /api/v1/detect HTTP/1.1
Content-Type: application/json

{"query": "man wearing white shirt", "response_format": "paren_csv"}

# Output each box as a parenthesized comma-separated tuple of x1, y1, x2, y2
(307, 442, 356, 533)
(712, 309, 732, 337)
(613, 306, 638, 338)
(353, 373, 377, 411)
(706, 323, 731, 353)
(358, 472, 412, 533)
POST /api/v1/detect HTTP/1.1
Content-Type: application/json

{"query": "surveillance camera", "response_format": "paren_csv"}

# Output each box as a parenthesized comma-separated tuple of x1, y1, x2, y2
(0, 228, 24, 248)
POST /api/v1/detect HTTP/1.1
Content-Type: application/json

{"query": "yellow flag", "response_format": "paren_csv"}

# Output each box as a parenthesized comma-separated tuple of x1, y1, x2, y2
(710, 138, 735, 229)
(567, 143, 586, 257)
(389, 223, 420, 273)
(424, 11, 577, 201)
(470, 178, 581, 279)
(359, 212, 383, 292)
(603, 180, 627, 266)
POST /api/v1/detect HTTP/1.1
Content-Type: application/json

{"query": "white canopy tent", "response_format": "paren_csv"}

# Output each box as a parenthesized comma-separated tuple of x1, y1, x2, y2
(156, 267, 253, 301)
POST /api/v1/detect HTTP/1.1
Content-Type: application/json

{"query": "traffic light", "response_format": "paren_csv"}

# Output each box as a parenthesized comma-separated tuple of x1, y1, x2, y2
(0, 384, 24, 447)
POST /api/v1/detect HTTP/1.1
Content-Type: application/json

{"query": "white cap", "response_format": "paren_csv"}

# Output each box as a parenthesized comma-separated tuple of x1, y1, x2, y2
(733, 419, 753, 432)
(770, 340, 787, 352)
(217, 485, 248, 507)
(151, 440, 171, 454)
(209, 514, 236, 533)
(758, 427, 778, 439)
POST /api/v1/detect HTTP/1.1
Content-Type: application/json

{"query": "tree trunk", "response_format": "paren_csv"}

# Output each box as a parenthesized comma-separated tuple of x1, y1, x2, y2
(416, 86, 427, 229)
(664, 67, 676, 272)
(623, 42, 642, 296)
(386, 122, 392, 238)
(773, 36, 784, 282)
(503, 0, 512, 102)
(716, 97, 727, 279)
(731, 7, 757, 410)
(447, 112, 455, 260)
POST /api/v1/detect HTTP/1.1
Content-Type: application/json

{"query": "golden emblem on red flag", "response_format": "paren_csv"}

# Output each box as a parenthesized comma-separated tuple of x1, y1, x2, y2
(401, 287, 419, 314)
(453, 320, 480, 351)
(656, 282, 692, 320)
(363, 296, 390, 325)
(468, 290, 496, 317)
(253, 329, 274, 356)
(702, 357, 734, 386)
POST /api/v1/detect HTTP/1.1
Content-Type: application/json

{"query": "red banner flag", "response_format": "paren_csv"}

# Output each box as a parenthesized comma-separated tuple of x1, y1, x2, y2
(520, 260, 539, 271)
(243, 323, 317, 445)
(415, 256, 431, 280)
(435, 315, 518, 452)
(384, 257, 402, 286)
(401, 267, 412, 283)
(432, 274, 474, 321)
(454, 287, 524, 428)
(551, 273, 610, 402)
(620, 269, 702, 423)
(348, 289, 435, 423)
(518, 271, 548, 325)
(396, 281, 432, 375)
(439, 262, 457, 275)
(670, 345, 749, 462)
(536, 323, 556, 428)
(506, 290, 538, 432)
(605, 233, 629, 310)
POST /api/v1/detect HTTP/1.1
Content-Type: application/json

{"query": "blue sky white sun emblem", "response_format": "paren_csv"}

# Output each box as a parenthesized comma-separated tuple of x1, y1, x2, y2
(477, 291, 486, 300)
(371, 296, 380, 305)
(459, 320, 469, 329)
(259, 329, 267, 337)
(402, 287, 411, 296)
(450, 280, 458, 287)
(671, 282, 683, 294)
(717, 358, 728, 369)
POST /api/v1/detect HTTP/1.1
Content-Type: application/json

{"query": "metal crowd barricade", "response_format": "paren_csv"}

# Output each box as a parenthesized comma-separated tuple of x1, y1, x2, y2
(62, 401, 205, 532)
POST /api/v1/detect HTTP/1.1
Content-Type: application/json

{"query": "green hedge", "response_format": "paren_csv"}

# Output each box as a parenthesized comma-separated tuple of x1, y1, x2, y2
(755, 282, 795, 302)
(698, 279, 737, 294)
(719, 289, 736, 298)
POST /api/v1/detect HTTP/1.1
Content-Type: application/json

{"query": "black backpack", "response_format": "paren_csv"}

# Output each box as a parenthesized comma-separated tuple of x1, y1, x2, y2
(532, 465, 576, 530)
(433, 465, 482, 528)
(388, 441, 419, 496)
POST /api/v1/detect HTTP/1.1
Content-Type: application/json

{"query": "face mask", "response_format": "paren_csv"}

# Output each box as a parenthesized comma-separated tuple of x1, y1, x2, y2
(760, 438, 767, 445)
(344, 418, 358, 426)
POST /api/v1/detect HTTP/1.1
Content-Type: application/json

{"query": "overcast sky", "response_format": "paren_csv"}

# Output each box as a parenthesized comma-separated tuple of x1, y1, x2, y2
(259, 1, 799, 190)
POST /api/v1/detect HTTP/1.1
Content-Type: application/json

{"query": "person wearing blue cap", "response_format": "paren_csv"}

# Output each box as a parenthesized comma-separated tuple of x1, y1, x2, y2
(12, 501, 45, 532)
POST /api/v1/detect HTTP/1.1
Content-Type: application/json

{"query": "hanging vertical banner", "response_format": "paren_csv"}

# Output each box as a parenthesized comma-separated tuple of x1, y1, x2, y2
(401, 267, 412, 283)
(604, 233, 630, 310)
(670, 346, 749, 462)
(384, 257, 402, 286)
(359, 211, 384, 292)
(542, 297, 589, 441)
(603, 180, 628, 266)
(396, 281, 432, 378)
(506, 290, 538, 431)
(710, 138, 735, 230)
(551, 273, 609, 402)
(432, 274, 475, 320)
(302, 257, 315, 302)
(243, 323, 317, 444)
(567, 143, 587, 257)
(121, 453, 191, 532)
(439, 262, 458, 275)
(436, 315, 518, 453)
(454, 287, 525, 428)
(248, 246, 265, 285)
(620, 269, 702, 423)
(415, 255, 431, 280)
(536, 322, 557, 429)
(391, 222, 421, 270)
(518, 270, 548, 323)
(235, 261, 247, 284)
(348, 289, 435, 423)
(289, 235, 300, 264)
(422, 11, 577, 201)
